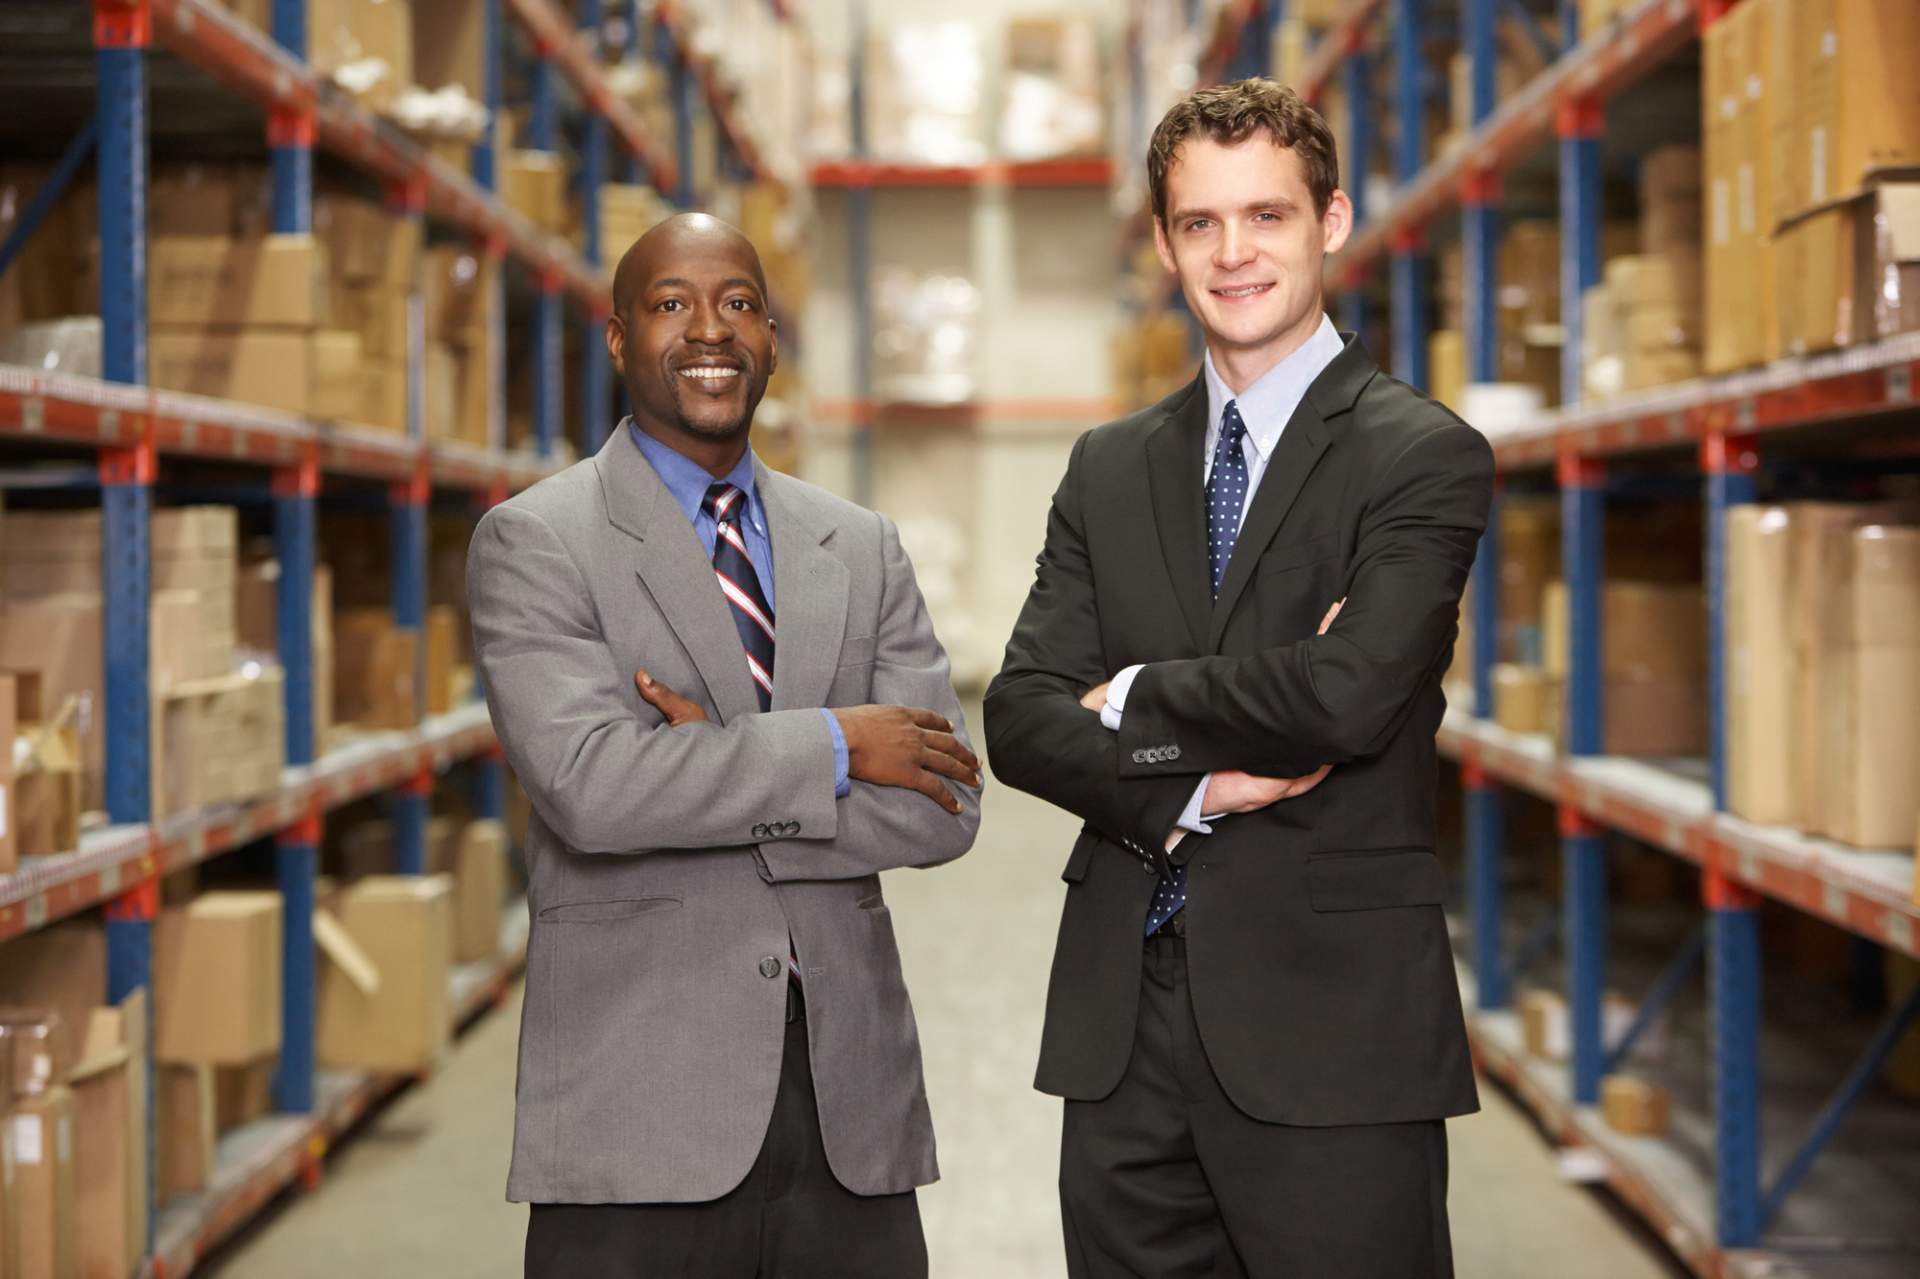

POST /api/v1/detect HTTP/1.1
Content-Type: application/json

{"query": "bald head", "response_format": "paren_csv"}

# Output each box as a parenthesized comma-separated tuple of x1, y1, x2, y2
(613, 212, 768, 320)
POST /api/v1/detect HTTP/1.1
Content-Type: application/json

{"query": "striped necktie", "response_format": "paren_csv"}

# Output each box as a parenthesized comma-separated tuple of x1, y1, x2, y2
(703, 481, 776, 712)
(1146, 400, 1250, 937)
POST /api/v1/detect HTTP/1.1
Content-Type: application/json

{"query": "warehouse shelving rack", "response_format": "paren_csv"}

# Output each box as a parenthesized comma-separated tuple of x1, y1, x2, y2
(1134, 1, 1920, 1274)
(0, 0, 799, 1273)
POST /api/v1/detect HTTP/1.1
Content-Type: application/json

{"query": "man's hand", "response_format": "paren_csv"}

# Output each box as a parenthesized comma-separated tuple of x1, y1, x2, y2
(635, 669, 709, 726)
(832, 705, 983, 815)
(1079, 680, 1110, 712)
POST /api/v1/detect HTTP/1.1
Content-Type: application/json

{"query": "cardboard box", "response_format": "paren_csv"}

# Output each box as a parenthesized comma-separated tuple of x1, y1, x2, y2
(313, 196, 419, 287)
(1601, 1075, 1670, 1137)
(424, 607, 459, 715)
(410, 0, 486, 98)
(152, 668, 287, 820)
(148, 234, 328, 330)
(423, 248, 493, 347)
(0, 925, 105, 1084)
(150, 329, 315, 418)
(311, 330, 367, 422)
(364, 361, 409, 435)
(1554, 675, 1708, 759)
(148, 163, 268, 238)
(152, 893, 282, 1065)
(0, 674, 16, 876)
(1775, 201, 1849, 355)
(1774, 0, 1920, 218)
(1, 1109, 16, 1279)
(334, 611, 419, 730)
(1825, 525, 1920, 848)
(318, 875, 452, 1074)
(328, 279, 411, 361)
(454, 343, 492, 446)
(502, 151, 567, 237)
(212, 1058, 274, 1135)
(69, 992, 145, 1278)
(7, 1086, 74, 1279)
(155, 1063, 214, 1202)
(10, 674, 82, 859)
(452, 821, 507, 964)
(1703, 0, 1776, 372)
(424, 342, 459, 443)
(1492, 664, 1555, 735)
(1793, 503, 1900, 835)
(1726, 506, 1797, 826)
(1543, 580, 1706, 682)
(1519, 989, 1567, 1060)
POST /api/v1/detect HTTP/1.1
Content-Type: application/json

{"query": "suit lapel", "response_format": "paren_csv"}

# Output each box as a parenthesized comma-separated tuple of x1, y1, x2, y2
(757, 463, 849, 713)
(1205, 333, 1374, 653)
(1144, 377, 1212, 653)
(595, 427, 760, 724)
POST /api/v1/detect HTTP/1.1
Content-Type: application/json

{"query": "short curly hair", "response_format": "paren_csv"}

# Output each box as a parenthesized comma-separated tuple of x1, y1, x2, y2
(1148, 78, 1339, 226)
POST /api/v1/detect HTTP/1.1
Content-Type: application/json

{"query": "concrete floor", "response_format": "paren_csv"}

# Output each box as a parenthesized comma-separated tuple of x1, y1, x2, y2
(210, 708, 1683, 1278)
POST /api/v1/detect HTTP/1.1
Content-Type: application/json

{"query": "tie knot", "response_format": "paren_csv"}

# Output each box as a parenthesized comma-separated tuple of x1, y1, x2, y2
(1220, 400, 1247, 445)
(702, 482, 744, 523)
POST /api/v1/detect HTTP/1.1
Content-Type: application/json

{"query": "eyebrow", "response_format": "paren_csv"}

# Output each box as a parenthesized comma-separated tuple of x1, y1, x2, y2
(1170, 197, 1299, 223)
(648, 276, 764, 293)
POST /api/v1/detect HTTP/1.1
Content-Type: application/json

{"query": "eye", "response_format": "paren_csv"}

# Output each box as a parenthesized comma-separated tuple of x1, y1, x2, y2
(726, 297, 756, 312)
(1184, 218, 1213, 233)
(1255, 211, 1281, 223)
(656, 298, 684, 313)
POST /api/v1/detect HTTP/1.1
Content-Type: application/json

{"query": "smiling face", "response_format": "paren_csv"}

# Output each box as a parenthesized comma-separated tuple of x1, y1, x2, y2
(1153, 135, 1351, 388)
(608, 215, 778, 464)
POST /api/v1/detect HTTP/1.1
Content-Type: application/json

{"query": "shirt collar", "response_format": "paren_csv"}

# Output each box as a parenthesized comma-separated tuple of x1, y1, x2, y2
(625, 418, 766, 535)
(1203, 314, 1344, 463)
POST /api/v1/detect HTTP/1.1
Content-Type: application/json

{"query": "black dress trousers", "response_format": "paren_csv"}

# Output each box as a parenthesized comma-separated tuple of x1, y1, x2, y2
(525, 997, 927, 1279)
(1060, 934, 1453, 1279)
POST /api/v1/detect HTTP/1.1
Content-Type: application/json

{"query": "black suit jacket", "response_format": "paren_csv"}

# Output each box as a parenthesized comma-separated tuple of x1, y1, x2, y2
(984, 335, 1490, 1127)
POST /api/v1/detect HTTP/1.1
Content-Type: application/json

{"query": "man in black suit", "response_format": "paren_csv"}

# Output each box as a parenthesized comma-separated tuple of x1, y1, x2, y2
(985, 79, 1492, 1277)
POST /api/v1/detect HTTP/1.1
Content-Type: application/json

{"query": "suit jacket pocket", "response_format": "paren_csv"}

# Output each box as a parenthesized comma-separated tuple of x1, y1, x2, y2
(538, 896, 683, 923)
(838, 634, 879, 668)
(1306, 849, 1443, 912)
(1257, 532, 1339, 578)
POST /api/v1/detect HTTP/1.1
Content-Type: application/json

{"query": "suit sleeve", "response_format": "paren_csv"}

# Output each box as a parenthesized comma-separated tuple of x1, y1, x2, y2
(1116, 420, 1493, 778)
(757, 513, 982, 881)
(468, 501, 840, 855)
(983, 431, 1203, 859)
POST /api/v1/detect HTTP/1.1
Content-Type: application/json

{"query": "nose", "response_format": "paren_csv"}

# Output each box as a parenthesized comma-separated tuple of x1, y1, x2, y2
(1214, 221, 1254, 273)
(687, 300, 733, 344)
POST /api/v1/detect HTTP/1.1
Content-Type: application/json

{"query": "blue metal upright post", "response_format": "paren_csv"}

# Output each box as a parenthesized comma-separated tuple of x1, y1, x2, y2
(1558, 98, 1603, 406)
(95, 1, 154, 1247)
(660, 17, 697, 208)
(475, 0, 503, 190)
(581, 0, 613, 456)
(529, 45, 562, 461)
(273, 815, 319, 1113)
(1708, 868, 1763, 1246)
(1389, 0, 1426, 389)
(622, 0, 644, 184)
(392, 461, 429, 874)
(1466, 759, 1509, 1010)
(1560, 452, 1607, 1105)
(1339, 47, 1372, 338)
(1462, 0, 1499, 385)
(1704, 433, 1758, 811)
(475, 745, 507, 822)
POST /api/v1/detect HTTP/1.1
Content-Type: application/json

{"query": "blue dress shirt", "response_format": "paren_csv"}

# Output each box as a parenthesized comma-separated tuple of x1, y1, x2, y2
(628, 422, 851, 797)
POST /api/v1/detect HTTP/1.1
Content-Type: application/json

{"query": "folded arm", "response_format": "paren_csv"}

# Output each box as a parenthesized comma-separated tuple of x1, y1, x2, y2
(757, 514, 983, 881)
(1116, 422, 1494, 778)
(468, 502, 839, 855)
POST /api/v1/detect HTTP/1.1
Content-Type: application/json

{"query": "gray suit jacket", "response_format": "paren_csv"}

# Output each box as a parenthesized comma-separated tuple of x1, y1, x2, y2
(468, 427, 981, 1205)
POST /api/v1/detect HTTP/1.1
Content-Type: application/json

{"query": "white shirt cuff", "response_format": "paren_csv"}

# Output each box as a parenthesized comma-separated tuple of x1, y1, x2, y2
(1099, 664, 1145, 732)
(1175, 775, 1216, 835)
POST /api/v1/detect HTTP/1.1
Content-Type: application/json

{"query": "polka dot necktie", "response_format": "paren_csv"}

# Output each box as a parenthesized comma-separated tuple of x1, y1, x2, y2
(1145, 400, 1250, 937)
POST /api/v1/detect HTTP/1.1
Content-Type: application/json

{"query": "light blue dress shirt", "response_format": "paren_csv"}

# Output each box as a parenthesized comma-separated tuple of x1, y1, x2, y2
(628, 422, 851, 797)
(1101, 315, 1346, 834)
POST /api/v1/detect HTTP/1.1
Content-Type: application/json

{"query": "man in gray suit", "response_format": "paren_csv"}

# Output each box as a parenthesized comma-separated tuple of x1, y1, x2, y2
(468, 213, 983, 1277)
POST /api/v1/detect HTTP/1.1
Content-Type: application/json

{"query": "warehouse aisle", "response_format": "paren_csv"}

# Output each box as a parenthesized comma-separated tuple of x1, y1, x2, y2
(209, 705, 1680, 1279)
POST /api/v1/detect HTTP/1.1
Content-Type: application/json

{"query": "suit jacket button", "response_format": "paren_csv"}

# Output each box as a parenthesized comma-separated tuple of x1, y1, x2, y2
(1131, 749, 1147, 765)
(780, 821, 801, 837)
(758, 956, 783, 979)
(1167, 745, 1182, 761)
(751, 823, 767, 839)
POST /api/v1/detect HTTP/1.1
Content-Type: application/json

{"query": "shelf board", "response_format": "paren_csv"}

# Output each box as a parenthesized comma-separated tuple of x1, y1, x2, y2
(1438, 711, 1920, 959)
(143, 903, 531, 1279)
(0, 703, 502, 944)
(149, 0, 610, 313)
(503, 0, 677, 194)
(0, 364, 561, 493)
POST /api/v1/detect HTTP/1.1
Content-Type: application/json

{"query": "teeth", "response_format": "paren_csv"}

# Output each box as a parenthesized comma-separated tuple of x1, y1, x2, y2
(1216, 285, 1269, 298)
(680, 368, 740, 382)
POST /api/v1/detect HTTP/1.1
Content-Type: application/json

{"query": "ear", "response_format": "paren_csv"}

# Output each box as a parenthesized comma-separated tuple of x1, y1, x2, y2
(605, 312, 626, 377)
(1320, 189, 1354, 256)
(1152, 217, 1177, 275)
(767, 313, 779, 378)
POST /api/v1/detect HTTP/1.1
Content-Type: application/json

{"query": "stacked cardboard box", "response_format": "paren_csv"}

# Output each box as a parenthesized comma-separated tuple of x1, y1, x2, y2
(423, 246, 495, 447)
(4, 673, 83, 860)
(334, 609, 420, 731)
(452, 821, 509, 964)
(315, 194, 420, 432)
(411, 0, 484, 99)
(68, 992, 148, 1278)
(999, 16, 1104, 161)
(504, 151, 568, 238)
(152, 892, 283, 1135)
(152, 666, 287, 821)
(1703, 0, 1776, 372)
(1544, 579, 1708, 756)
(594, 184, 674, 278)
(1606, 252, 1702, 391)
(223, 0, 414, 113)
(1824, 526, 1920, 848)
(1725, 506, 1797, 825)
(1601, 1075, 1670, 1137)
(237, 559, 336, 751)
